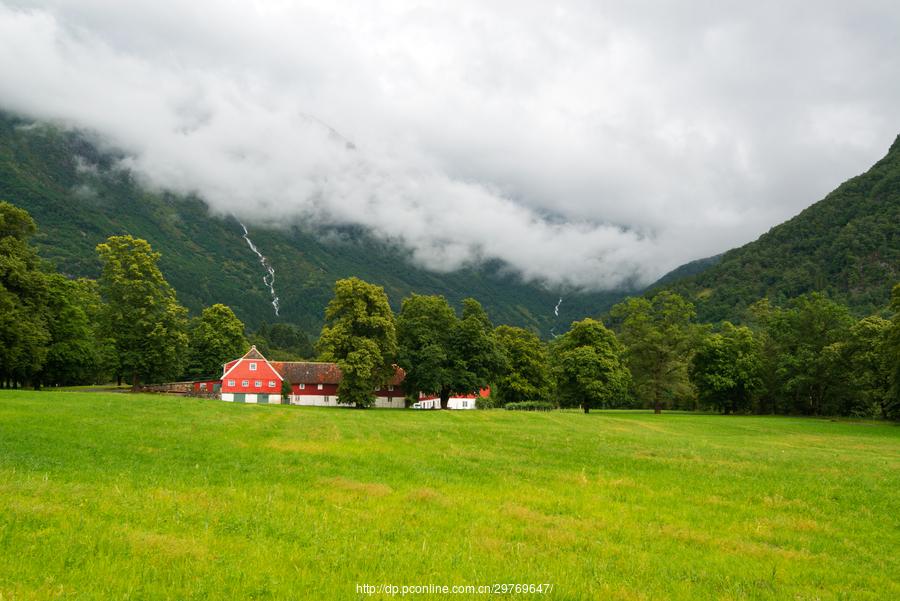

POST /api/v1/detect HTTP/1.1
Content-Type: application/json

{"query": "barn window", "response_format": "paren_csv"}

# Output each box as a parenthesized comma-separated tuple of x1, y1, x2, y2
(227, 379, 235, 387)
(249, 363, 257, 371)
(199, 383, 207, 391)
(298, 383, 305, 390)
(241, 380, 249, 387)
(254, 380, 262, 388)
(317, 384, 324, 390)
(388, 385, 394, 391)
(268, 380, 276, 388)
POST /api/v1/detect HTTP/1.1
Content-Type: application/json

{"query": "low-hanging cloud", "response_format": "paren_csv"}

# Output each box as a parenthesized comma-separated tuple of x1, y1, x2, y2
(1, 1, 898, 290)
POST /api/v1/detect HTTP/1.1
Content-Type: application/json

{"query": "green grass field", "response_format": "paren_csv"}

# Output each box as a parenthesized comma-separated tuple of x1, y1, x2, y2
(0, 391, 897, 600)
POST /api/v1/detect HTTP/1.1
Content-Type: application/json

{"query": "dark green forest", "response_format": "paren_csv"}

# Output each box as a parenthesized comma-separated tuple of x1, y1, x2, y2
(0, 112, 626, 338)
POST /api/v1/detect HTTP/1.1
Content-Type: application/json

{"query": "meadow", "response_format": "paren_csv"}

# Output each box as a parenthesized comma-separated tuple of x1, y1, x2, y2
(0, 391, 897, 600)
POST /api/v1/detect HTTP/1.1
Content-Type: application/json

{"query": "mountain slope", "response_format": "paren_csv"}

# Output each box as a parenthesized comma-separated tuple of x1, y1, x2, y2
(655, 134, 900, 321)
(0, 113, 629, 336)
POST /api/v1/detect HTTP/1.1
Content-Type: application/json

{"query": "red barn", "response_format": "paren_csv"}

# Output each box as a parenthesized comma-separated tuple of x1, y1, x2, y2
(220, 346, 284, 404)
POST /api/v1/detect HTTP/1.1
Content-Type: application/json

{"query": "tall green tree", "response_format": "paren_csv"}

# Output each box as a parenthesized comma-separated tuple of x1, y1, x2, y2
(187, 304, 248, 378)
(0, 201, 49, 387)
(766, 293, 853, 415)
(397, 295, 502, 408)
(316, 277, 397, 408)
(35, 274, 102, 387)
(493, 325, 550, 405)
(96, 236, 189, 388)
(842, 315, 893, 418)
(448, 299, 504, 401)
(611, 291, 697, 413)
(396, 294, 457, 407)
(550, 319, 631, 413)
(689, 322, 762, 414)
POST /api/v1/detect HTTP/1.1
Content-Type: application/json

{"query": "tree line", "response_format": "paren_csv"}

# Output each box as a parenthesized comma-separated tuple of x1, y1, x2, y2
(0, 202, 253, 389)
(317, 279, 900, 419)
(2, 200, 899, 418)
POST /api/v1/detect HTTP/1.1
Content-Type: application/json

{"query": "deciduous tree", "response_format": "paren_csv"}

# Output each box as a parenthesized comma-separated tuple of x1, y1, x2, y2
(842, 315, 893, 418)
(96, 235, 189, 389)
(36, 274, 102, 387)
(448, 299, 504, 403)
(0, 201, 49, 388)
(493, 325, 550, 405)
(316, 277, 397, 408)
(397, 295, 502, 408)
(766, 293, 853, 415)
(397, 294, 456, 407)
(689, 322, 761, 414)
(550, 319, 631, 413)
(187, 304, 248, 378)
(611, 291, 697, 413)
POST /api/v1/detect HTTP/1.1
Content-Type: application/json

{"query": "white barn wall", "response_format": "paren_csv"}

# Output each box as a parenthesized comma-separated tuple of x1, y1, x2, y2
(289, 395, 405, 408)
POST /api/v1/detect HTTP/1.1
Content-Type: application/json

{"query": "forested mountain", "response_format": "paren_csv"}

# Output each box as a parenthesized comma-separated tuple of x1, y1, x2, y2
(0, 112, 628, 336)
(653, 135, 900, 322)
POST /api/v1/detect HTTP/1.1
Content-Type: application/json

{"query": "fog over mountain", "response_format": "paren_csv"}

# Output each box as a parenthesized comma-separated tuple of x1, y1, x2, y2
(1, 1, 898, 290)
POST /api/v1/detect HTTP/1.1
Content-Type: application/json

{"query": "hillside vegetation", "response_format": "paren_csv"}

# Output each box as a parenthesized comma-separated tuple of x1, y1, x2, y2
(1, 391, 898, 599)
(0, 112, 626, 336)
(656, 135, 900, 322)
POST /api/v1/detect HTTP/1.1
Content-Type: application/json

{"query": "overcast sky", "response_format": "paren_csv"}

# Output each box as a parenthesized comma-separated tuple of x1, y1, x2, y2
(1, 1, 898, 290)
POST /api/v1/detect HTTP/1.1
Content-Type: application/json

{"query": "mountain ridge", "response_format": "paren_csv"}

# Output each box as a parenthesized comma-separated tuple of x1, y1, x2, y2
(0, 112, 632, 337)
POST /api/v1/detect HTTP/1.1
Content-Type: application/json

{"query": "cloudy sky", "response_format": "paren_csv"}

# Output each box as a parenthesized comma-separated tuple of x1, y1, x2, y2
(1, 1, 898, 290)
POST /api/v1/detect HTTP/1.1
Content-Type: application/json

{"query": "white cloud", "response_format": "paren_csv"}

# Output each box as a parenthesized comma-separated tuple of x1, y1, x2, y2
(1, 0, 898, 289)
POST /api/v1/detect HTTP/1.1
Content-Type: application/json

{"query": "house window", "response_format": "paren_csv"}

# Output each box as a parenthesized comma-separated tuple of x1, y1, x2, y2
(268, 380, 276, 388)
(317, 384, 324, 390)
(199, 383, 207, 391)
(254, 380, 262, 388)
(298, 384, 305, 390)
(242, 380, 249, 388)
(227, 379, 235, 387)
(249, 363, 257, 371)
(388, 385, 394, 392)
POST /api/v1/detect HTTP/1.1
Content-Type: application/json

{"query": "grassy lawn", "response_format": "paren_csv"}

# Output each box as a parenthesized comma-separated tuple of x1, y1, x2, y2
(0, 391, 897, 600)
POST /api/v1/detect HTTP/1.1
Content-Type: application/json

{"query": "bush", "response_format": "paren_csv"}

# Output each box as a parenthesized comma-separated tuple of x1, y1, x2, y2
(475, 395, 499, 409)
(504, 401, 555, 411)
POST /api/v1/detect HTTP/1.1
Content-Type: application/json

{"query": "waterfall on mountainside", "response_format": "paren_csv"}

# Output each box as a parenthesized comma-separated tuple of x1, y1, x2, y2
(240, 222, 280, 317)
(550, 297, 563, 337)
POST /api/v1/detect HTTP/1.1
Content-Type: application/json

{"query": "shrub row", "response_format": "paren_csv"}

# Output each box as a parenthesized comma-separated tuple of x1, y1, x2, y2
(504, 401, 555, 411)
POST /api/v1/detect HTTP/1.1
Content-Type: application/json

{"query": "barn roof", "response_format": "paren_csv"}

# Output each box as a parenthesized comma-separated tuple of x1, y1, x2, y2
(272, 361, 342, 385)
(271, 361, 406, 386)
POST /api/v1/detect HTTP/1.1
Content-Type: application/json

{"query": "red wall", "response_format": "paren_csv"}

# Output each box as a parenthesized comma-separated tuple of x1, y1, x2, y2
(222, 358, 282, 394)
(291, 383, 339, 395)
(192, 380, 219, 393)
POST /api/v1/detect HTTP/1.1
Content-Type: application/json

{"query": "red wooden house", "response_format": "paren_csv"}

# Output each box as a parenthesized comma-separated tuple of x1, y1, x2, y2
(220, 346, 284, 404)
